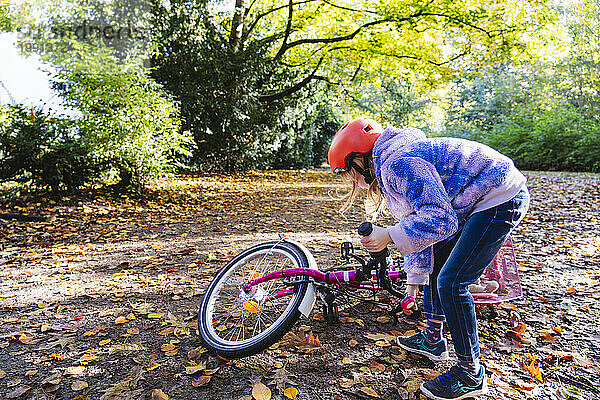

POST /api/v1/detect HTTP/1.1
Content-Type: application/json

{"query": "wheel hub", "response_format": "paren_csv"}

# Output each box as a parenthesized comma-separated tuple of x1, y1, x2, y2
(239, 286, 267, 302)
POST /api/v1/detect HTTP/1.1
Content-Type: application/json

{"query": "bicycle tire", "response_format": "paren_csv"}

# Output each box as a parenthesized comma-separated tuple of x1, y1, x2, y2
(198, 241, 309, 359)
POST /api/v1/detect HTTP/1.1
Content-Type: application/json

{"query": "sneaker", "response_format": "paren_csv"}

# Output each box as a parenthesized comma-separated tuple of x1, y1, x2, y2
(396, 332, 449, 361)
(420, 365, 489, 400)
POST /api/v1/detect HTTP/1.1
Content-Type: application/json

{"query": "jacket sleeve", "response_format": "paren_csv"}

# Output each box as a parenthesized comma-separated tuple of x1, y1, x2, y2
(383, 157, 459, 256)
(404, 246, 434, 285)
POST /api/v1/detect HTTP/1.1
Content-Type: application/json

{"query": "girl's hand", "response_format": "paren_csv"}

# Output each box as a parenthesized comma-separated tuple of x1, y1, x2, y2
(360, 224, 392, 252)
(403, 284, 419, 315)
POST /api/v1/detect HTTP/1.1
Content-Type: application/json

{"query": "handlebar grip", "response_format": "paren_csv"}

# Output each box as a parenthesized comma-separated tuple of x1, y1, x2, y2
(401, 295, 416, 311)
(357, 221, 388, 259)
(358, 222, 373, 237)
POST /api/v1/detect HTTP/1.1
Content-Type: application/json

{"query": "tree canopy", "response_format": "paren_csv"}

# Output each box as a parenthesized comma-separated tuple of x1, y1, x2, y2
(1, 0, 599, 194)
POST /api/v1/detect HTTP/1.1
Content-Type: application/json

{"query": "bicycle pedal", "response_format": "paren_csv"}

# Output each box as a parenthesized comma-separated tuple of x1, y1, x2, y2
(322, 303, 339, 324)
(389, 305, 402, 324)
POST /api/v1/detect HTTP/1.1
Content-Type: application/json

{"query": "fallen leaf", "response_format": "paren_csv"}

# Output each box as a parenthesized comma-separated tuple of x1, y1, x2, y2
(513, 379, 537, 391)
(99, 339, 111, 346)
(185, 364, 206, 375)
(78, 354, 100, 365)
(419, 368, 441, 380)
(252, 381, 271, 400)
(71, 380, 89, 391)
(514, 323, 527, 334)
(397, 387, 409, 400)
(538, 330, 556, 343)
(404, 379, 421, 393)
(363, 332, 395, 342)
(147, 363, 160, 371)
(339, 378, 354, 388)
(24, 370, 38, 377)
(19, 332, 40, 345)
(0, 369, 6, 379)
(370, 361, 385, 374)
(243, 300, 261, 313)
(159, 326, 175, 336)
(522, 355, 543, 382)
(5, 385, 31, 399)
(148, 313, 165, 319)
(376, 316, 390, 323)
(42, 372, 62, 386)
(483, 360, 507, 376)
(192, 375, 211, 387)
(6, 379, 21, 387)
(374, 340, 390, 347)
(342, 357, 352, 365)
(187, 347, 207, 360)
(359, 387, 380, 397)
(349, 339, 358, 347)
(151, 389, 169, 400)
(161, 343, 176, 352)
(115, 316, 128, 325)
(553, 326, 565, 335)
(283, 387, 298, 399)
(269, 367, 297, 392)
(65, 366, 85, 377)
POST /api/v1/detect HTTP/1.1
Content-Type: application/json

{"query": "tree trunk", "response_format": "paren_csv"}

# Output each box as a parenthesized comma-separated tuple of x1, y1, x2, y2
(229, 0, 250, 54)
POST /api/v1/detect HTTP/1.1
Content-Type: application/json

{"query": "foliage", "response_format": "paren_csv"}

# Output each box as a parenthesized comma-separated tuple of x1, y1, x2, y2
(0, 105, 94, 192)
(271, 101, 342, 169)
(443, 0, 600, 172)
(150, 0, 340, 171)
(345, 74, 428, 128)
(444, 65, 600, 172)
(50, 41, 194, 192)
(149, 0, 552, 171)
(485, 106, 600, 172)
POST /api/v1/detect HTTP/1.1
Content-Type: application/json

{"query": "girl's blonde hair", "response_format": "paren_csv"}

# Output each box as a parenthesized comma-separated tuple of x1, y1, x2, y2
(338, 156, 384, 221)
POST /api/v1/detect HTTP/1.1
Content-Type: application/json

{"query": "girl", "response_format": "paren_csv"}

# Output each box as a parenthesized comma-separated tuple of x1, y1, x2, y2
(328, 117, 530, 400)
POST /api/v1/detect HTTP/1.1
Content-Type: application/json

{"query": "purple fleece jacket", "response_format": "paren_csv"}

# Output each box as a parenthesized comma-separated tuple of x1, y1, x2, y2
(373, 127, 526, 285)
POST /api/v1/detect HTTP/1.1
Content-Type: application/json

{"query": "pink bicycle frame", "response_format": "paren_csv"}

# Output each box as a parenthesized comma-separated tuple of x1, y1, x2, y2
(246, 236, 522, 306)
(243, 265, 402, 300)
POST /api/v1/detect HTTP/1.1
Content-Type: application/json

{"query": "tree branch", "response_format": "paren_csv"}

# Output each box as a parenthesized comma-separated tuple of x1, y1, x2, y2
(374, 49, 470, 66)
(320, 0, 379, 15)
(350, 59, 363, 83)
(270, 18, 395, 64)
(260, 57, 325, 103)
(417, 12, 496, 38)
(245, 0, 317, 39)
(273, 0, 296, 61)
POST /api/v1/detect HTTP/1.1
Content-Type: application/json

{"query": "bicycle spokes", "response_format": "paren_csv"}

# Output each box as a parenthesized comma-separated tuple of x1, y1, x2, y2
(208, 251, 298, 343)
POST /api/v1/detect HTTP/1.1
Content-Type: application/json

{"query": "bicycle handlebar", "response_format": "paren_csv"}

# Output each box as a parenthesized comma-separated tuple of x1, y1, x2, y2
(357, 221, 373, 236)
(357, 222, 389, 259)
(358, 222, 419, 317)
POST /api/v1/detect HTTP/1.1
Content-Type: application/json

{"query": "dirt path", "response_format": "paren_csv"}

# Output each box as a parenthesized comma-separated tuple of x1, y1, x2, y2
(0, 170, 599, 400)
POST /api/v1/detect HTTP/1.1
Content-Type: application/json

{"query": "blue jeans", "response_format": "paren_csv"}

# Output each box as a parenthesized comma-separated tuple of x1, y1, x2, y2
(422, 187, 530, 361)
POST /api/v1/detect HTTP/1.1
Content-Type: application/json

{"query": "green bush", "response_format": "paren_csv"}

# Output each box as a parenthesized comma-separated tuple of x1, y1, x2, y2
(0, 105, 95, 192)
(484, 106, 599, 172)
(52, 42, 194, 193)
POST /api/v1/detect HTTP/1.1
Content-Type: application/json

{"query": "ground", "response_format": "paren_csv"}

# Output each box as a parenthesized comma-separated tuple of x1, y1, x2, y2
(0, 170, 599, 400)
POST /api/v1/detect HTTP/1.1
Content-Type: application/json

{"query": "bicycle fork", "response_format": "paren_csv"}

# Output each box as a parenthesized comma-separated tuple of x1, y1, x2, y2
(317, 287, 339, 323)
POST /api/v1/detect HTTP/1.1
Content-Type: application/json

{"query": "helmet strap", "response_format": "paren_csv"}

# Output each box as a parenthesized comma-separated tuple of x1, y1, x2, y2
(350, 153, 374, 185)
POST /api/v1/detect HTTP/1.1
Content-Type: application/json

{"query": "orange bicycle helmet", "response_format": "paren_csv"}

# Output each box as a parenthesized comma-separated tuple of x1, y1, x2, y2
(328, 117, 383, 183)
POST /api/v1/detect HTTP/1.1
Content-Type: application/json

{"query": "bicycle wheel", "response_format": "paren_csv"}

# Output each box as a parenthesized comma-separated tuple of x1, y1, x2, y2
(198, 241, 310, 359)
